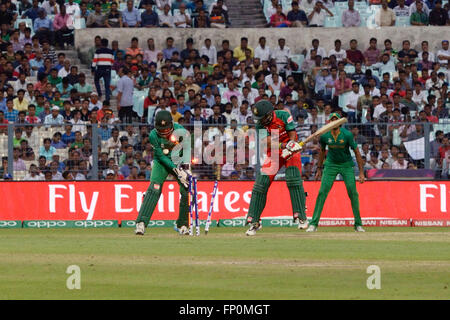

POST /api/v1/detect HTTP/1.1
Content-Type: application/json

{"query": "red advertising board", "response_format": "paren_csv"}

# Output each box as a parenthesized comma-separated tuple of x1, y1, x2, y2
(0, 181, 448, 222)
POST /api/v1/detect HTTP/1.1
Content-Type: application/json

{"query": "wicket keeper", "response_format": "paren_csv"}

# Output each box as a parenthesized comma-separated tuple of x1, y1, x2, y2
(135, 110, 191, 235)
(307, 113, 365, 232)
(246, 100, 307, 236)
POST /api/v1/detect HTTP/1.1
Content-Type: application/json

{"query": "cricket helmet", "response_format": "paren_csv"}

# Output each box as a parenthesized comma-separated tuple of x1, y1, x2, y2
(328, 112, 341, 120)
(252, 100, 274, 126)
(154, 110, 174, 138)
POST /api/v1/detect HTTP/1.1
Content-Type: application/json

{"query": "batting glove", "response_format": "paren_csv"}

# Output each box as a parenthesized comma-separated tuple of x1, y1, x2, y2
(173, 167, 192, 188)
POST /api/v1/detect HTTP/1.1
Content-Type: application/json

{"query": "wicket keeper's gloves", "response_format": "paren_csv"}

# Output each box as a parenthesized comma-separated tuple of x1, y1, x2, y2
(281, 140, 302, 159)
(173, 167, 192, 188)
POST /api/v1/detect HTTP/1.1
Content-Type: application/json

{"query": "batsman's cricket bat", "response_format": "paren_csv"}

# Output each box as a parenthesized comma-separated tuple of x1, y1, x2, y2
(299, 117, 348, 147)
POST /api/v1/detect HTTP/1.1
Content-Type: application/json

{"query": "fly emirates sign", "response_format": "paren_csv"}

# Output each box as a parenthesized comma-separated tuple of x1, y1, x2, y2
(0, 181, 448, 221)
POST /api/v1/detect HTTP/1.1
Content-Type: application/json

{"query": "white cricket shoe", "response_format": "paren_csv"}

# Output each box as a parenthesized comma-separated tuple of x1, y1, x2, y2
(178, 225, 190, 235)
(306, 225, 317, 232)
(135, 222, 145, 235)
(246, 222, 262, 236)
(297, 219, 309, 230)
(355, 226, 366, 232)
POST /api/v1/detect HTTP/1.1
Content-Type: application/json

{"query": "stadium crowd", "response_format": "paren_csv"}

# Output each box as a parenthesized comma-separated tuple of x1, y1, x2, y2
(0, 0, 449, 181)
(266, 0, 450, 28)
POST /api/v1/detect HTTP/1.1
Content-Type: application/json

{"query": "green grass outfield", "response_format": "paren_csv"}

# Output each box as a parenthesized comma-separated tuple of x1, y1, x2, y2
(1, 227, 449, 300)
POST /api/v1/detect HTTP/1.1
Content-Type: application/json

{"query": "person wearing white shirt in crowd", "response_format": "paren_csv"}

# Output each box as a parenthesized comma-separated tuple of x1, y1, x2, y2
(156, 0, 172, 11)
(345, 82, 362, 122)
(65, 0, 80, 18)
(436, 40, 450, 66)
(418, 40, 436, 62)
(328, 39, 347, 63)
(200, 38, 217, 65)
(70, 111, 86, 132)
(271, 38, 291, 76)
(240, 87, 255, 106)
(181, 58, 194, 79)
(254, 36, 271, 63)
(393, 0, 410, 17)
(308, 1, 333, 27)
(409, 0, 430, 16)
(88, 92, 103, 111)
(373, 101, 386, 120)
(391, 152, 408, 169)
(369, 86, 381, 97)
(305, 39, 327, 60)
(24, 164, 44, 181)
(412, 82, 428, 108)
(425, 71, 444, 90)
(173, 3, 191, 28)
(57, 60, 71, 78)
(159, 4, 174, 27)
(42, 0, 59, 15)
(14, 74, 28, 92)
(143, 38, 160, 63)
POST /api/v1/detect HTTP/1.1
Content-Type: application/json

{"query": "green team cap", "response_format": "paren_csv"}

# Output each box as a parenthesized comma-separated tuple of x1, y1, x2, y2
(252, 100, 274, 121)
(329, 112, 341, 120)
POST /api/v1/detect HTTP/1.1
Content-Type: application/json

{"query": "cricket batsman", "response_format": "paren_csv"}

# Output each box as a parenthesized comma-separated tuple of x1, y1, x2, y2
(135, 110, 191, 236)
(246, 100, 307, 236)
(307, 113, 365, 232)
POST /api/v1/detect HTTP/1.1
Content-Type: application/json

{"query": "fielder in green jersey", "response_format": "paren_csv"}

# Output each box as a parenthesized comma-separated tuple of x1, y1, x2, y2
(135, 110, 192, 236)
(307, 113, 366, 232)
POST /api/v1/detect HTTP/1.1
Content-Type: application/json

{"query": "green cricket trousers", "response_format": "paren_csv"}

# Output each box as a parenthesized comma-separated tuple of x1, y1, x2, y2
(310, 164, 362, 228)
(135, 160, 189, 228)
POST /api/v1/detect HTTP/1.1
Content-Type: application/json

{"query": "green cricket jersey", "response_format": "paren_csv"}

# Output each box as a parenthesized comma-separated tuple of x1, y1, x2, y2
(149, 123, 188, 170)
(320, 127, 357, 167)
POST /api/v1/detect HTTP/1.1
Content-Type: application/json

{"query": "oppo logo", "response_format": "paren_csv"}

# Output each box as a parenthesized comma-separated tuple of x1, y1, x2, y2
(221, 220, 246, 227)
(269, 219, 294, 226)
(0, 221, 19, 227)
(27, 221, 67, 228)
(74, 221, 114, 228)
(148, 220, 168, 227)
(124, 221, 136, 227)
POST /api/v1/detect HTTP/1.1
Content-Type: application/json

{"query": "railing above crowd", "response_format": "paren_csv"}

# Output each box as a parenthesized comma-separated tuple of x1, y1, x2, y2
(1, 120, 448, 181)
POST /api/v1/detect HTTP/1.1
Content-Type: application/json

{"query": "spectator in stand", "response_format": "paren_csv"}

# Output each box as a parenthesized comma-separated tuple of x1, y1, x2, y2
(392, 152, 409, 169)
(233, 37, 254, 62)
(308, 1, 334, 27)
(87, 1, 106, 28)
(92, 38, 114, 103)
(342, 0, 361, 27)
(140, 3, 159, 27)
(375, 0, 396, 26)
(287, 1, 308, 27)
(193, 9, 210, 28)
(346, 39, 365, 65)
(22, 0, 40, 21)
(210, 5, 227, 28)
(410, 0, 429, 25)
(117, 67, 135, 123)
(159, 4, 174, 27)
(65, 0, 80, 19)
(394, 0, 411, 17)
(53, 4, 74, 50)
(269, 4, 291, 28)
(437, 40, 450, 66)
(34, 9, 53, 45)
(105, 2, 123, 28)
(409, 0, 430, 16)
(122, 0, 141, 27)
(429, 0, 449, 25)
(364, 38, 381, 67)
